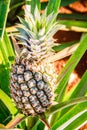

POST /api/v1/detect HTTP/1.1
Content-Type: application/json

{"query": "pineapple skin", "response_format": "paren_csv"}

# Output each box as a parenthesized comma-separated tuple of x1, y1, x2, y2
(10, 50, 54, 116)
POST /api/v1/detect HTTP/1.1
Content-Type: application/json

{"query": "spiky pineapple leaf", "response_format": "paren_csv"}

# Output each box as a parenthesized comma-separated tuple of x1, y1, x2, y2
(0, 39, 10, 66)
(46, 97, 87, 115)
(30, 0, 41, 15)
(6, 113, 25, 129)
(59, 20, 87, 28)
(0, 67, 10, 96)
(50, 34, 87, 127)
(59, 20, 87, 32)
(64, 112, 87, 130)
(31, 120, 41, 130)
(52, 101, 87, 130)
(55, 33, 87, 102)
(4, 31, 15, 62)
(0, 89, 17, 115)
(0, 0, 10, 39)
(0, 100, 12, 125)
(58, 13, 87, 21)
(46, 0, 61, 15)
(67, 71, 87, 99)
(0, 31, 15, 96)
(0, 31, 15, 66)
(60, 0, 78, 6)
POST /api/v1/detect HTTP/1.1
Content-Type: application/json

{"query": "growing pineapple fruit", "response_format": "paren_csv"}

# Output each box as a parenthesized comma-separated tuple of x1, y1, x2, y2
(10, 1, 61, 116)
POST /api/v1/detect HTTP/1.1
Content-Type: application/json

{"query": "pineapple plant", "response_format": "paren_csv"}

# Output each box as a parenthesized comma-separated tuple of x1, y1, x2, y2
(10, 0, 61, 116)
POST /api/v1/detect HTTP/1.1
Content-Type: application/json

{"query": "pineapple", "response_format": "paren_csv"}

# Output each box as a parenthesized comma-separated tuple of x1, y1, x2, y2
(10, 1, 61, 116)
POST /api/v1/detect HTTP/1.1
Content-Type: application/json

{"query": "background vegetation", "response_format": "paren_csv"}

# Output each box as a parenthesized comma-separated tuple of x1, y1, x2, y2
(0, 0, 87, 129)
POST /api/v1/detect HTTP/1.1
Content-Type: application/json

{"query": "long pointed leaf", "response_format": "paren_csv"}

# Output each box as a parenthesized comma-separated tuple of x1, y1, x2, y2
(46, 97, 87, 115)
(46, 0, 61, 15)
(0, 0, 10, 38)
(68, 71, 87, 99)
(55, 34, 87, 102)
(52, 101, 87, 130)
(59, 20, 87, 28)
(0, 89, 17, 115)
(4, 31, 15, 62)
(64, 112, 87, 130)
(30, 0, 41, 15)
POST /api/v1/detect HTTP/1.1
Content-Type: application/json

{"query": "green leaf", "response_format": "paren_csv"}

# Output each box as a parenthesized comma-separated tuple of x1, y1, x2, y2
(0, 39, 10, 66)
(60, 0, 78, 6)
(64, 112, 87, 130)
(53, 41, 78, 52)
(46, 97, 87, 115)
(40, 0, 78, 10)
(0, 31, 15, 66)
(31, 120, 41, 130)
(59, 20, 87, 28)
(0, 67, 10, 95)
(4, 31, 15, 62)
(0, 89, 17, 115)
(30, 0, 41, 15)
(58, 13, 87, 21)
(68, 71, 87, 99)
(0, 0, 10, 38)
(46, 0, 61, 15)
(55, 34, 87, 102)
(6, 113, 25, 129)
(0, 100, 12, 125)
(52, 101, 87, 130)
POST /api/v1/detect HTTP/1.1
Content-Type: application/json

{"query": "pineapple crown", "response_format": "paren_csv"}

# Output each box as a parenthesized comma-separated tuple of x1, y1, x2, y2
(15, 0, 62, 61)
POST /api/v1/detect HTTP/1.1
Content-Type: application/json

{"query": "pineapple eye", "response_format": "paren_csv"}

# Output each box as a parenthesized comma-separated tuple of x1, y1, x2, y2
(29, 95, 37, 102)
(34, 72, 42, 81)
(30, 87, 38, 95)
(28, 79, 36, 88)
(16, 90, 22, 97)
(17, 65, 25, 74)
(11, 73, 17, 82)
(42, 100, 49, 107)
(31, 100, 40, 107)
(23, 91, 31, 97)
(15, 96, 21, 102)
(42, 73, 48, 82)
(37, 80, 45, 89)
(37, 90, 44, 98)
(24, 104, 31, 109)
(21, 83, 28, 90)
(34, 105, 42, 113)
(14, 82, 20, 89)
(22, 97, 28, 103)
(11, 66, 17, 73)
(39, 95, 47, 102)
(18, 103, 24, 109)
(18, 75, 24, 83)
(24, 71, 33, 81)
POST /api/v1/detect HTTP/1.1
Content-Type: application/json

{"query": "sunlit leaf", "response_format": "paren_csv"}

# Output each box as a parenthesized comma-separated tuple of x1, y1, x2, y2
(0, 0, 10, 38)
(46, 0, 61, 15)
(52, 101, 87, 130)
(55, 34, 87, 102)
(64, 112, 87, 130)
(64, 71, 87, 100)
(0, 89, 17, 115)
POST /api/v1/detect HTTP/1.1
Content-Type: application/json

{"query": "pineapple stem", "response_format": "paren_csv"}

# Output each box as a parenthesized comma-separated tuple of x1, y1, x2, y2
(39, 114, 51, 130)
(6, 114, 25, 128)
